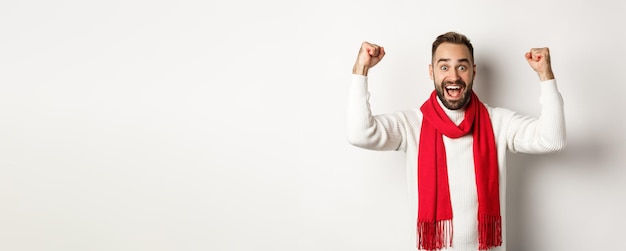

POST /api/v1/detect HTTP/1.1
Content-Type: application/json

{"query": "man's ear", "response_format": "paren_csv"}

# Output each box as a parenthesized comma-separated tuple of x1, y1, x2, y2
(473, 64, 477, 81)
(429, 64, 434, 80)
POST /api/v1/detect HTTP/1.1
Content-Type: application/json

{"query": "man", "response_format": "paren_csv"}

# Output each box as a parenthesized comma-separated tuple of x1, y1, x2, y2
(346, 32, 566, 250)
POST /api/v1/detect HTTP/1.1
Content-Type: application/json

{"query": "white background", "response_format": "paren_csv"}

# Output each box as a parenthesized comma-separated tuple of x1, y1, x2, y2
(1, 0, 625, 250)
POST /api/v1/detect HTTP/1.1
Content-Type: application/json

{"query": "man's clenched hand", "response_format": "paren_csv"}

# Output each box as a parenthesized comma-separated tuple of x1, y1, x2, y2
(353, 41, 385, 76)
(525, 47, 555, 81)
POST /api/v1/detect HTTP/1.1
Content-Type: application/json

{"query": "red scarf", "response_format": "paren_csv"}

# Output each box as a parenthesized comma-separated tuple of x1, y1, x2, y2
(417, 91, 502, 250)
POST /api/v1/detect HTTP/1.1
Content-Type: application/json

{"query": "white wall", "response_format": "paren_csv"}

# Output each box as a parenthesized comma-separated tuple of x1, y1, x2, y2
(1, 0, 624, 250)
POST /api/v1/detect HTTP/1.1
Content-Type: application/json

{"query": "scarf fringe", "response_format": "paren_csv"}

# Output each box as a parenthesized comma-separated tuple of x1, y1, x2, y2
(478, 214, 502, 250)
(417, 219, 453, 250)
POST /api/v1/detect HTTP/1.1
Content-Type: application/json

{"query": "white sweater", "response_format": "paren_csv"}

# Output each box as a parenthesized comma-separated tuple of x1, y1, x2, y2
(346, 74, 566, 251)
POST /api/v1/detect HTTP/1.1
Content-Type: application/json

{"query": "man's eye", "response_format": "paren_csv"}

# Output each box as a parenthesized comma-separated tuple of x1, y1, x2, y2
(459, 66, 466, 71)
(440, 66, 448, 71)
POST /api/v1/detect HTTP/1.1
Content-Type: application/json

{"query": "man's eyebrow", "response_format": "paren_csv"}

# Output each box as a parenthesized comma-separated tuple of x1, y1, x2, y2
(436, 58, 471, 64)
(436, 58, 450, 64)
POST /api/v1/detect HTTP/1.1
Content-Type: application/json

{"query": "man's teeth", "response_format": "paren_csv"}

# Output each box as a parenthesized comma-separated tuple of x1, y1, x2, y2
(446, 86, 461, 90)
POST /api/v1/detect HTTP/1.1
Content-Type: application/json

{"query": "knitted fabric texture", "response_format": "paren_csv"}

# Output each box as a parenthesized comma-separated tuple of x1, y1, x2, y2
(417, 91, 502, 250)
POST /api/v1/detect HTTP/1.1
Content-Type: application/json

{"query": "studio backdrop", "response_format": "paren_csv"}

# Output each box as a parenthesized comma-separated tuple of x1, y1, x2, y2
(1, 0, 625, 251)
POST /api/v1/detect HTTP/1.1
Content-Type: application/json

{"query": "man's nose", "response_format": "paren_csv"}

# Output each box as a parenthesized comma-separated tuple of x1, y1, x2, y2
(448, 69, 460, 80)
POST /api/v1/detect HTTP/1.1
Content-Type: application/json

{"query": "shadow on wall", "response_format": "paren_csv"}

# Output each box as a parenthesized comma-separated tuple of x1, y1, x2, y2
(471, 57, 496, 106)
(475, 58, 610, 250)
(505, 135, 607, 250)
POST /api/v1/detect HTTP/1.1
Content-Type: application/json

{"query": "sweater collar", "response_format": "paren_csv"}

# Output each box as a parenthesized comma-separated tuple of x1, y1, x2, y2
(436, 96, 466, 126)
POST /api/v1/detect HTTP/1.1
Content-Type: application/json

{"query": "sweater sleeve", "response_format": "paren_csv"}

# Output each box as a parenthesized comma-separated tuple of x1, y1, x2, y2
(506, 79, 567, 153)
(346, 74, 408, 151)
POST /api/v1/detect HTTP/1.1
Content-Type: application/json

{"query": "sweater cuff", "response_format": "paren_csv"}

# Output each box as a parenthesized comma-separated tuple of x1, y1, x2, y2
(352, 74, 367, 81)
(540, 79, 559, 94)
(351, 74, 369, 96)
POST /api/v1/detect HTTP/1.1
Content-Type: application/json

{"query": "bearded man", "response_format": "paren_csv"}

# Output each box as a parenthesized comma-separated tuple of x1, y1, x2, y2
(346, 32, 566, 251)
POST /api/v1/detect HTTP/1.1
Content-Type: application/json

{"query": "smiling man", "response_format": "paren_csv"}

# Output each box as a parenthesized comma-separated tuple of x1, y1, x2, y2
(346, 32, 566, 251)
(431, 41, 475, 110)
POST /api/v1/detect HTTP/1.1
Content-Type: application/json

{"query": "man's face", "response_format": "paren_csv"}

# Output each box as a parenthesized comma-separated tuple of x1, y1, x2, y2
(429, 42, 476, 110)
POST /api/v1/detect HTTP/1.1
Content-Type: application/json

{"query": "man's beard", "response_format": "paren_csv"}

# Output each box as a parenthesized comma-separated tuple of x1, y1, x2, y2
(434, 79, 472, 110)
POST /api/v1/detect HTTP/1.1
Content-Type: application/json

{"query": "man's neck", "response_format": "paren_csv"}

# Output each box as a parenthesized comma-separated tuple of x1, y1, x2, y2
(436, 96, 466, 125)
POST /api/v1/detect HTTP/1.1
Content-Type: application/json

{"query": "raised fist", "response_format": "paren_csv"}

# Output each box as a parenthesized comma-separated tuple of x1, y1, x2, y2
(525, 47, 554, 81)
(353, 41, 385, 76)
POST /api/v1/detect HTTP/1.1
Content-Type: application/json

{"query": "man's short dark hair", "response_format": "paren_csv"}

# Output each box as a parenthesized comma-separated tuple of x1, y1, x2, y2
(432, 32, 474, 63)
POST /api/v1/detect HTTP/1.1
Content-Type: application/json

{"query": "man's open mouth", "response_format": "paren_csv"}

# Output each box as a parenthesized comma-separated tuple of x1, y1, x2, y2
(445, 85, 463, 99)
